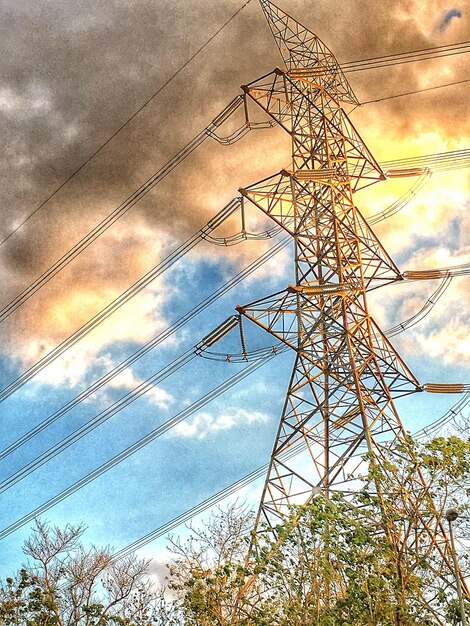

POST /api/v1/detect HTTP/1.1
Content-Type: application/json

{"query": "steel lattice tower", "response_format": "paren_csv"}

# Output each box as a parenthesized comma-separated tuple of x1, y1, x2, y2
(228, 0, 468, 602)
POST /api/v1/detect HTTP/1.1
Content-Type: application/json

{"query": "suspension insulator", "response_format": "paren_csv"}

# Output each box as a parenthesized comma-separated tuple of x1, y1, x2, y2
(197, 316, 239, 349)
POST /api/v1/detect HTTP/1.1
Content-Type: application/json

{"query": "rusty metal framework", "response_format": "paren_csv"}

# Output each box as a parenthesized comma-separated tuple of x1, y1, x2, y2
(224, 0, 469, 611)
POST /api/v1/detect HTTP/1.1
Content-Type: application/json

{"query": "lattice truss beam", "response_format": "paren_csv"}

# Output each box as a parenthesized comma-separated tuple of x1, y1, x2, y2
(218, 0, 466, 598)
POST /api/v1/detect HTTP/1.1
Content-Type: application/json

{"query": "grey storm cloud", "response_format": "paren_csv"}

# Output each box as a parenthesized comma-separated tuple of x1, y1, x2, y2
(438, 7, 463, 32)
(0, 0, 469, 351)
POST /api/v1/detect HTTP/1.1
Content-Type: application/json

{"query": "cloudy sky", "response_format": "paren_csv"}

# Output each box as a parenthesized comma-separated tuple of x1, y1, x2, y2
(0, 0, 468, 577)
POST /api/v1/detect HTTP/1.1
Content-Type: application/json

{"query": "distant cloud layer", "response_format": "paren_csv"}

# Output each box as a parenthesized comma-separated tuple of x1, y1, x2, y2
(438, 8, 463, 32)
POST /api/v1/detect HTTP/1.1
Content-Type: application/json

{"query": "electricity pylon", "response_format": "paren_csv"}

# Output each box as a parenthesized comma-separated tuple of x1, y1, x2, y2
(231, 0, 468, 607)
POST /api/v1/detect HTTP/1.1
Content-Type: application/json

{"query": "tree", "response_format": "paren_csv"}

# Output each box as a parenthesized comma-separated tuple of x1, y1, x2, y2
(0, 520, 179, 626)
(2, 436, 468, 625)
(167, 436, 470, 626)
(167, 503, 265, 626)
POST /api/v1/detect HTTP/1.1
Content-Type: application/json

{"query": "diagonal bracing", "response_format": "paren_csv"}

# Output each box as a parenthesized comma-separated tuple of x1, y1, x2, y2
(221, 0, 470, 613)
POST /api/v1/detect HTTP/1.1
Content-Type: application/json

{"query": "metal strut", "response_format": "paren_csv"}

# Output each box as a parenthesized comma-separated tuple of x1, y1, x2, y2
(222, 0, 470, 615)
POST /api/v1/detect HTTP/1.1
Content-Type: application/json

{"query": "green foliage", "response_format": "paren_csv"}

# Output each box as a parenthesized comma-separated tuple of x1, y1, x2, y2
(166, 436, 470, 625)
(2, 437, 469, 625)
(257, 494, 433, 625)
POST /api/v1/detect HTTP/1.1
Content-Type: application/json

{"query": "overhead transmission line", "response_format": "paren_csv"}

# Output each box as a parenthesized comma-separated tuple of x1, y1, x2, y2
(2, 9, 467, 552)
(1, 264, 461, 478)
(4, 202, 457, 463)
(1, 277, 468, 535)
(1, 205, 468, 406)
(0, 98, 244, 323)
(0, 145, 466, 331)
(113, 389, 470, 561)
(1, 143, 467, 329)
(360, 78, 470, 105)
(0, 0, 254, 247)
(342, 40, 470, 72)
(382, 149, 470, 174)
(1, 36, 467, 255)
(367, 169, 432, 225)
(11, 341, 465, 544)
(386, 276, 453, 337)
(0, 236, 291, 461)
(44, 384, 468, 563)
(0, 348, 196, 494)
(0, 318, 284, 494)
(414, 392, 470, 440)
(3, 263, 468, 494)
(0, 97, 467, 327)
(0, 197, 254, 403)
(0, 348, 286, 541)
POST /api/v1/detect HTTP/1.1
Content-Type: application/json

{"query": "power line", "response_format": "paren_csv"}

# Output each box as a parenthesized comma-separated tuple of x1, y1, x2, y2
(343, 40, 470, 66)
(1, 37, 467, 253)
(382, 149, 470, 173)
(414, 393, 470, 440)
(0, 0, 253, 248)
(1, 146, 467, 406)
(367, 170, 431, 225)
(3, 262, 466, 490)
(361, 78, 470, 105)
(1, 264, 467, 536)
(2, 132, 465, 339)
(0, 349, 285, 541)
(0, 236, 290, 461)
(113, 392, 470, 560)
(0, 70, 466, 336)
(0, 349, 196, 494)
(345, 49, 469, 73)
(7, 201, 463, 462)
(0, 99, 243, 324)
(385, 276, 453, 337)
(0, 198, 242, 404)
(342, 41, 470, 72)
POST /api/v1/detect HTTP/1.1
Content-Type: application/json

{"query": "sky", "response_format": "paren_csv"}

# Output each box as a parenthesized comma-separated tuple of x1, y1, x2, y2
(0, 0, 468, 579)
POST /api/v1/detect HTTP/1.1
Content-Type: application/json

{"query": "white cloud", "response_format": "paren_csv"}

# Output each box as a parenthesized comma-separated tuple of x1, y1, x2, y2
(171, 407, 269, 439)
(106, 367, 173, 409)
(0, 85, 52, 116)
(7, 221, 182, 392)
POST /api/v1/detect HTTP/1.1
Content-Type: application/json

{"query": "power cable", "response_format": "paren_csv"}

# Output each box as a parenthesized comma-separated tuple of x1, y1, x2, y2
(7, 34, 462, 560)
(385, 276, 453, 337)
(0, 348, 196, 494)
(414, 393, 470, 440)
(0, 348, 286, 541)
(382, 149, 470, 174)
(9, 219, 464, 460)
(0, 98, 243, 323)
(0, 69, 467, 334)
(1, 36, 467, 252)
(1, 264, 467, 537)
(343, 41, 470, 67)
(367, 169, 431, 225)
(2, 187, 468, 408)
(4, 261, 467, 493)
(0, 0, 253, 247)
(403, 264, 470, 280)
(342, 42, 470, 73)
(113, 389, 470, 560)
(361, 78, 470, 105)
(0, 197, 242, 404)
(113, 464, 269, 560)
(0, 236, 290, 461)
(3, 138, 466, 334)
